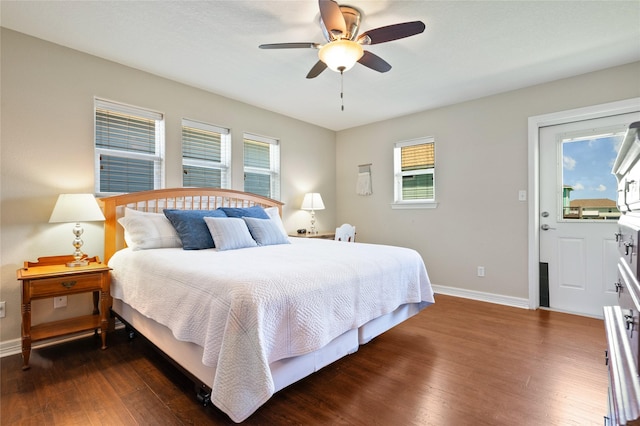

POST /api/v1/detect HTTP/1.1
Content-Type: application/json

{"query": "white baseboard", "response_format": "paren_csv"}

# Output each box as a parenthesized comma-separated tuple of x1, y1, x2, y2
(0, 331, 101, 359)
(432, 284, 531, 310)
(0, 338, 22, 358)
(0, 321, 125, 359)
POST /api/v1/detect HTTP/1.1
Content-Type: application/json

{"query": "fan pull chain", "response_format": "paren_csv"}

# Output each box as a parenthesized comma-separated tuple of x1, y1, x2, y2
(339, 66, 345, 111)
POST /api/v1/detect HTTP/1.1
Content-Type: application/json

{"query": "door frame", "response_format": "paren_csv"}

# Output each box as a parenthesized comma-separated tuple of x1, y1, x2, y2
(527, 97, 640, 310)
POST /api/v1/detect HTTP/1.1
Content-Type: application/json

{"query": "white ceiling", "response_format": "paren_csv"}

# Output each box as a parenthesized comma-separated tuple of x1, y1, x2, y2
(2, 1, 639, 131)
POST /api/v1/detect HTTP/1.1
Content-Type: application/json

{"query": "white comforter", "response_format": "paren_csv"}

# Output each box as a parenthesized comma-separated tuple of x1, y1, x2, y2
(109, 238, 434, 422)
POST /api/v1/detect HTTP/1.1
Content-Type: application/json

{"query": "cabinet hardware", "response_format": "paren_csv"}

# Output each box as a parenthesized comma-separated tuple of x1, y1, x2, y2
(61, 280, 77, 289)
(624, 310, 635, 338)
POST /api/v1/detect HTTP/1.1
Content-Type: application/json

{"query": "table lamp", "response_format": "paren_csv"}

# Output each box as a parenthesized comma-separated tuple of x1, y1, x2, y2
(49, 194, 106, 267)
(301, 192, 325, 235)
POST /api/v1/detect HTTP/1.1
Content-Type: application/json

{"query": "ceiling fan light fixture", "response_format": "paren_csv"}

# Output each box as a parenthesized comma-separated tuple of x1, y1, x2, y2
(318, 40, 364, 73)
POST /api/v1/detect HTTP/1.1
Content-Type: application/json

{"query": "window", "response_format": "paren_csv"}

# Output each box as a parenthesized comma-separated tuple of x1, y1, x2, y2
(243, 133, 280, 199)
(95, 99, 164, 195)
(182, 119, 231, 188)
(560, 127, 624, 220)
(392, 137, 436, 208)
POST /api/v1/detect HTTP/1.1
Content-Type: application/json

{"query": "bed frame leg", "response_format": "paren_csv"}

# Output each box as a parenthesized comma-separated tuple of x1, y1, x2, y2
(125, 326, 136, 340)
(196, 384, 211, 407)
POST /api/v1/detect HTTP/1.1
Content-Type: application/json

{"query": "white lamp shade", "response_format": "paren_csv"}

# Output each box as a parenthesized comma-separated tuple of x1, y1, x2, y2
(301, 193, 325, 211)
(49, 194, 106, 223)
(318, 40, 364, 72)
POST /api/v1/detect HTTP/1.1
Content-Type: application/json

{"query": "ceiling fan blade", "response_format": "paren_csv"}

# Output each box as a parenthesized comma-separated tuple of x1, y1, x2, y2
(357, 21, 426, 45)
(306, 60, 328, 79)
(318, 0, 346, 39)
(358, 51, 392, 73)
(259, 42, 320, 49)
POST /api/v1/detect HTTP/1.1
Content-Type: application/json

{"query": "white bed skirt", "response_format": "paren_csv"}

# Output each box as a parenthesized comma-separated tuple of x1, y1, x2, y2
(111, 297, 429, 395)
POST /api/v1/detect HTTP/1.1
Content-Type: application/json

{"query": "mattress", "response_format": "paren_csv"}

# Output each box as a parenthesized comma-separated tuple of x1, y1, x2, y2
(109, 237, 434, 421)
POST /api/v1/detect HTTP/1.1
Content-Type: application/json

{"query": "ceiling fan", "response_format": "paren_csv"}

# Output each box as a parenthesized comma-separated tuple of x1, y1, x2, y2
(259, 0, 426, 79)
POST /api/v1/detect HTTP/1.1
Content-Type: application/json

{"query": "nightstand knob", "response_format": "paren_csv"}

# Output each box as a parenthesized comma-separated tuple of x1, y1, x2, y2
(61, 280, 77, 289)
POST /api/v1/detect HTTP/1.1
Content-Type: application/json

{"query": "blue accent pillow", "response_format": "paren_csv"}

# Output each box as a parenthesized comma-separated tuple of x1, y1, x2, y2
(203, 217, 258, 251)
(243, 217, 291, 246)
(163, 209, 227, 250)
(219, 205, 269, 219)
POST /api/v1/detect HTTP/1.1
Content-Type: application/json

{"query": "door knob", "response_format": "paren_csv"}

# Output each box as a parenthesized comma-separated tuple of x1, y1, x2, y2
(541, 224, 555, 231)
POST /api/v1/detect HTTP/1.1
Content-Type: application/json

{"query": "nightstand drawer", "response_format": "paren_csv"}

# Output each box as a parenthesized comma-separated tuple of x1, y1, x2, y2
(28, 273, 103, 298)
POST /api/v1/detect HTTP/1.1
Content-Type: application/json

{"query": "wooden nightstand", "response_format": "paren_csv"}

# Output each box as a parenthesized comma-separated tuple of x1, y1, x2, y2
(16, 255, 111, 370)
(289, 232, 336, 240)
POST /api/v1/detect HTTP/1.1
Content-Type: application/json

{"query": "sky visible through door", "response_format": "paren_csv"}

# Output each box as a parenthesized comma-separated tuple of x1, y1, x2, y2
(561, 132, 624, 220)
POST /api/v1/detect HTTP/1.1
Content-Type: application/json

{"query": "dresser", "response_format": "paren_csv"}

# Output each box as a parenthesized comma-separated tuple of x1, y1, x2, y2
(608, 121, 640, 425)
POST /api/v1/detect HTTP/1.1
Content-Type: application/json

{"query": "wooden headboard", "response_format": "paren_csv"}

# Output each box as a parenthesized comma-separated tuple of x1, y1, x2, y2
(98, 188, 284, 262)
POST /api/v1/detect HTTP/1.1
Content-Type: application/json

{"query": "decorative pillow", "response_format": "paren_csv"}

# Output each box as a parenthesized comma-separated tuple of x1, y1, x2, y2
(203, 217, 258, 251)
(219, 205, 269, 219)
(264, 206, 288, 240)
(117, 208, 182, 250)
(163, 209, 227, 250)
(243, 217, 290, 246)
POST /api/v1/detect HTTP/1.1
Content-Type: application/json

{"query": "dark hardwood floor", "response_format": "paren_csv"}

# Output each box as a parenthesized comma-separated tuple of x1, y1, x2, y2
(1, 294, 608, 425)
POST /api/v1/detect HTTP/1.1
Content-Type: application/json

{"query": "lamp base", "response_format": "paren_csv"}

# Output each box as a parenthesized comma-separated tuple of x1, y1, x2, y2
(66, 259, 89, 267)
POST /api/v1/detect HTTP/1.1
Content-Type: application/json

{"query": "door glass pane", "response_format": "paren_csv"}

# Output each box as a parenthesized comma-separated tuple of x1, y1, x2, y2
(561, 132, 624, 220)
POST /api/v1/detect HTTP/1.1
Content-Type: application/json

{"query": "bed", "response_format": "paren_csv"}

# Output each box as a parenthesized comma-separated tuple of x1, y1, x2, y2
(99, 188, 434, 422)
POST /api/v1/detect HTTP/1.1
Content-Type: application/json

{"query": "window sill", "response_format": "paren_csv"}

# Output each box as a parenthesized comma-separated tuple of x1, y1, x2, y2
(390, 201, 438, 210)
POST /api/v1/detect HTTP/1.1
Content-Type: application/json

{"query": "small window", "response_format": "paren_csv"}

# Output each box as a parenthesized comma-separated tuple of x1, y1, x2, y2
(392, 137, 436, 209)
(243, 133, 280, 199)
(182, 119, 231, 188)
(95, 98, 164, 195)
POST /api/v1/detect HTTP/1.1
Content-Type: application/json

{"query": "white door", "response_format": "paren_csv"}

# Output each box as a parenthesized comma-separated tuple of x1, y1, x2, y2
(539, 112, 639, 317)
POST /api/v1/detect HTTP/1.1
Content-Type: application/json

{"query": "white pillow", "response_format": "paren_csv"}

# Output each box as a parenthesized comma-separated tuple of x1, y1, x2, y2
(117, 208, 182, 250)
(203, 217, 258, 251)
(264, 206, 289, 239)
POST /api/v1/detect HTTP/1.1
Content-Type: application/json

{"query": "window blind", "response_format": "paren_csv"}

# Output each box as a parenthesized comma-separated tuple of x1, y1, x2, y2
(99, 155, 156, 193)
(96, 109, 156, 153)
(95, 98, 164, 194)
(394, 137, 435, 203)
(401, 143, 435, 171)
(243, 133, 280, 199)
(182, 119, 230, 188)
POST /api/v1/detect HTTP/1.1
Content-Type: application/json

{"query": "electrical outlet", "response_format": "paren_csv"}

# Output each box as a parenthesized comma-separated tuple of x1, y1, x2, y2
(54, 296, 67, 309)
(477, 266, 485, 277)
(0, 301, 5, 318)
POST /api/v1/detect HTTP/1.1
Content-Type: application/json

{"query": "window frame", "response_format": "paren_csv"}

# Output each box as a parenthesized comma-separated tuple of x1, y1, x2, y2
(391, 136, 438, 209)
(243, 133, 281, 200)
(181, 118, 231, 189)
(94, 98, 165, 196)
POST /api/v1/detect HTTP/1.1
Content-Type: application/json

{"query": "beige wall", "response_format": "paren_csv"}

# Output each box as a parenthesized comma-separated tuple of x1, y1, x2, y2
(0, 29, 336, 345)
(335, 61, 640, 300)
